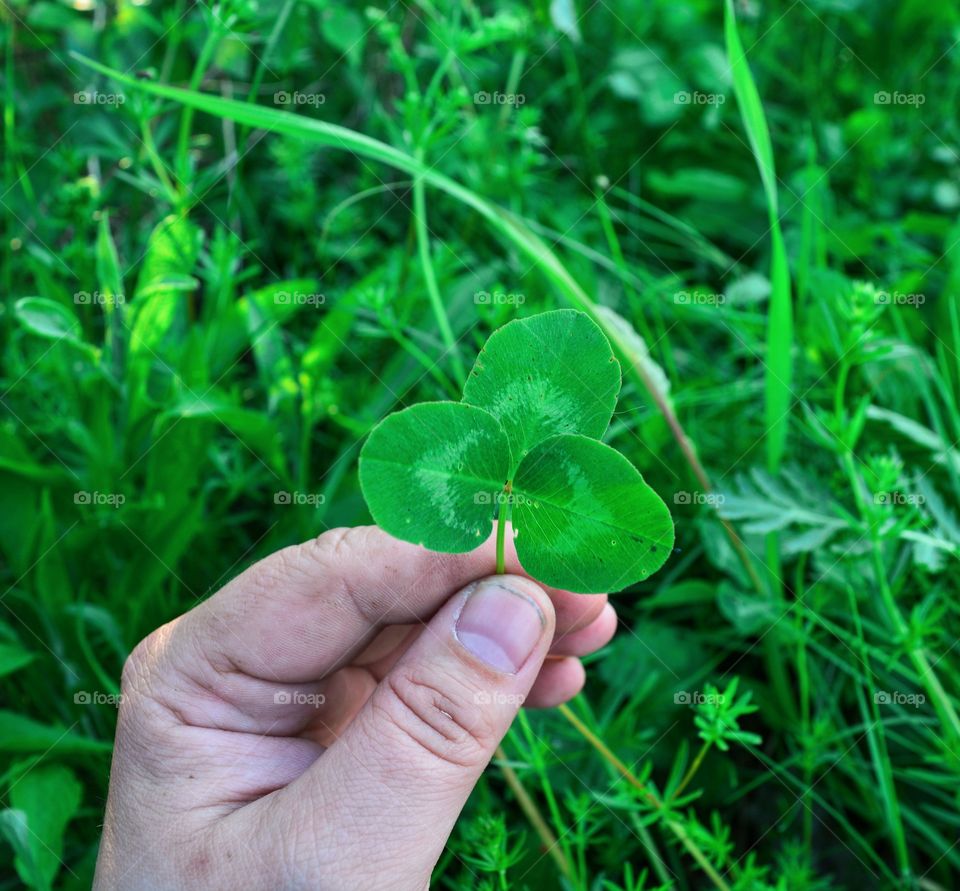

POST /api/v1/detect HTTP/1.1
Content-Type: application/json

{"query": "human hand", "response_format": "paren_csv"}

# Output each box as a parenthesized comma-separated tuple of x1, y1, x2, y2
(94, 526, 617, 889)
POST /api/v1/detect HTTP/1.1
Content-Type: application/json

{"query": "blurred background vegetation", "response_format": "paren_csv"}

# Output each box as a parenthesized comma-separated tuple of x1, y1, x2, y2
(3, 0, 960, 888)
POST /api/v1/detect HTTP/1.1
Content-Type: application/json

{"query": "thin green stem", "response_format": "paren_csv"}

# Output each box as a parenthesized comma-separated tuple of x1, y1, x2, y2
(175, 23, 224, 187)
(139, 118, 180, 206)
(493, 744, 572, 880)
(495, 482, 512, 575)
(673, 739, 711, 800)
(514, 712, 579, 880)
(847, 586, 910, 877)
(413, 148, 465, 385)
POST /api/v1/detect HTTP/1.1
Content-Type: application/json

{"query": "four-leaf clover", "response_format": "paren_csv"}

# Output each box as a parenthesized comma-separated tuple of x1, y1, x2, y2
(359, 310, 674, 593)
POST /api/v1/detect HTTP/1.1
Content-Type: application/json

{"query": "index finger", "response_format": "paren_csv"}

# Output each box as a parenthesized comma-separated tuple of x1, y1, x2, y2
(170, 524, 607, 685)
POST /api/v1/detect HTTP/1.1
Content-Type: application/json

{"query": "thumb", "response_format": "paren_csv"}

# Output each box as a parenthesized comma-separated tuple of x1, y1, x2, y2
(280, 575, 554, 887)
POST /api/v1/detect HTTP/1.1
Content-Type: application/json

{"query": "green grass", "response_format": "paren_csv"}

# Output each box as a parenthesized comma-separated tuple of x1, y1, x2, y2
(3, 1, 960, 888)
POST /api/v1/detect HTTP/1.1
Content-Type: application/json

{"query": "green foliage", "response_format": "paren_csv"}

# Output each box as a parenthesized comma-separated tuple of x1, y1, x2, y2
(359, 311, 674, 592)
(691, 678, 762, 753)
(0, 764, 82, 891)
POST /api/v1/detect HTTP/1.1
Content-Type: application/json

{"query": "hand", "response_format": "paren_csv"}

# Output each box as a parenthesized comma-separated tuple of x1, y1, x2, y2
(94, 526, 617, 889)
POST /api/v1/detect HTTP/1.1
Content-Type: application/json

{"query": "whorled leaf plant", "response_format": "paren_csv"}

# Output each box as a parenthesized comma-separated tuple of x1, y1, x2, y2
(359, 310, 674, 593)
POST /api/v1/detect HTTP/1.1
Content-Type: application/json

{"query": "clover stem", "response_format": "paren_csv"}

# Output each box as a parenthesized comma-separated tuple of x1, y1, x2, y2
(495, 481, 512, 574)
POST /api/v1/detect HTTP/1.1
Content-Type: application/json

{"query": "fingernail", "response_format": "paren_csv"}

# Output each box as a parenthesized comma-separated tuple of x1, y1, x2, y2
(455, 578, 545, 673)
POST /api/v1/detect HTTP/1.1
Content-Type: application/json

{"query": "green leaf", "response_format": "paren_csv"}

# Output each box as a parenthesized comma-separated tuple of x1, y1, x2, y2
(594, 305, 672, 410)
(550, 0, 582, 43)
(13, 297, 83, 345)
(463, 310, 621, 470)
(130, 214, 203, 357)
(512, 434, 674, 592)
(95, 214, 124, 310)
(359, 402, 510, 552)
(0, 643, 34, 678)
(164, 393, 287, 477)
(5, 763, 82, 891)
(724, 0, 792, 476)
(321, 7, 366, 61)
(0, 712, 112, 755)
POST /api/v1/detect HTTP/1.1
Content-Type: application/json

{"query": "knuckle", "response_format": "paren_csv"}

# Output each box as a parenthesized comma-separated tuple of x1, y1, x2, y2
(301, 526, 389, 622)
(117, 623, 186, 726)
(120, 629, 162, 697)
(379, 668, 497, 770)
(306, 525, 371, 567)
(238, 529, 368, 612)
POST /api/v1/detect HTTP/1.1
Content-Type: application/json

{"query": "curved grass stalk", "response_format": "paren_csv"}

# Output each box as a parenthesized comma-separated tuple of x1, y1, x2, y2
(70, 52, 765, 599)
(494, 744, 572, 880)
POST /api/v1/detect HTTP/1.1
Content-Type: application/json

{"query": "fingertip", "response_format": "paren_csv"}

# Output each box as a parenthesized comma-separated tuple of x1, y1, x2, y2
(523, 657, 586, 708)
(551, 601, 617, 657)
